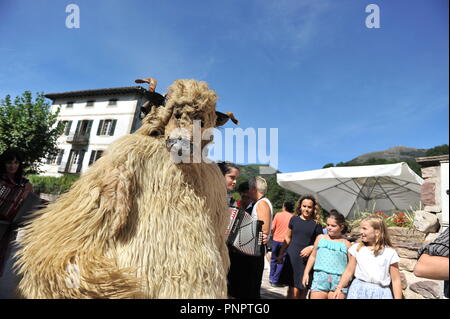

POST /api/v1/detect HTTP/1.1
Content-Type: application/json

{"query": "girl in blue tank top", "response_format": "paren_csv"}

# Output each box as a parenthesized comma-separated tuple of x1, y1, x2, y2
(302, 210, 351, 299)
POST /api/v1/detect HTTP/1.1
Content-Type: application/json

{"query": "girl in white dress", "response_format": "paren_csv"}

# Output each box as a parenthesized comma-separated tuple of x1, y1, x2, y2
(331, 215, 402, 299)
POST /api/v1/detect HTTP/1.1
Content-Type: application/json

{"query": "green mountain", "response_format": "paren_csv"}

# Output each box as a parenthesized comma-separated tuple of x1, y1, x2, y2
(350, 146, 427, 163)
(325, 144, 449, 176)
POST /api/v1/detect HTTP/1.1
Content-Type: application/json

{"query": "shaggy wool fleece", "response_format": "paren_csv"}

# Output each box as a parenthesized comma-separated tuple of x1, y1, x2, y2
(14, 80, 230, 298)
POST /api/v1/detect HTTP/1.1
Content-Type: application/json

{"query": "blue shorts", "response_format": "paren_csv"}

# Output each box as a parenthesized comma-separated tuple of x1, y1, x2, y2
(310, 270, 348, 294)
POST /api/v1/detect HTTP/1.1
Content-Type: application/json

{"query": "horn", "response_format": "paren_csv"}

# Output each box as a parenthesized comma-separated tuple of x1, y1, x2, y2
(226, 112, 239, 125)
(215, 111, 239, 127)
(135, 77, 158, 92)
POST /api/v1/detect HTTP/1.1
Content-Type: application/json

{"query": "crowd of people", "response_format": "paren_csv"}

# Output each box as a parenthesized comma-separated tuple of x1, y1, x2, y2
(219, 160, 449, 300)
(0, 151, 448, 299)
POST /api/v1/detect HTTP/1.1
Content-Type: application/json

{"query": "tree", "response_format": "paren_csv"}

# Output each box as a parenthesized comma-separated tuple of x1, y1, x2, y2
(0, 91, 63, 173)
(425, 144, 449, 157)
(231, 164, 299, 211)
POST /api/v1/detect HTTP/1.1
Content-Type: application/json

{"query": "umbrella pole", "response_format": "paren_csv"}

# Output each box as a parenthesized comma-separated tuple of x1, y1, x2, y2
(375, 178, 400, 211)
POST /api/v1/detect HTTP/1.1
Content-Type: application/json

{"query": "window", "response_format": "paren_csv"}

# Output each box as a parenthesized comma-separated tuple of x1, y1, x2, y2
(60, 120, 73, 135)
(66, 101, 74, 108)
(88, 150, 104, 166)
(46, 154, 56, 165)
(67, 149, 86, 173)
(56, 149, 65, 165)
(86, 100, 95, 107)
(96, 119, 117, 136)
(46, 149, 64, 165)
(74, 120, 93, 137)
(108, 98, 118, 106)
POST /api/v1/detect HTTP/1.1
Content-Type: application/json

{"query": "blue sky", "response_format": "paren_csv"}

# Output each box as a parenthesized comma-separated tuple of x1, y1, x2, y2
(1, 0, 448, 173)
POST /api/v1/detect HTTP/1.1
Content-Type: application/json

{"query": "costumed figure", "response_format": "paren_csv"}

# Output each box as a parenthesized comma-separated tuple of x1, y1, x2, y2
(14, 79, 238, 298)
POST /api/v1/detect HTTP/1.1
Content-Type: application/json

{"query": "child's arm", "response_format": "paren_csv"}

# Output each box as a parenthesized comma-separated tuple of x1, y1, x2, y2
(302, 235, 322, 287)
(390, 263, 403, 299)
(331, 253, 356, 299)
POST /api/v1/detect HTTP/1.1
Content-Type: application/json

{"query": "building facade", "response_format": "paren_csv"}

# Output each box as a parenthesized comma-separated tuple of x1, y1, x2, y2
(40, 86, 156, 176)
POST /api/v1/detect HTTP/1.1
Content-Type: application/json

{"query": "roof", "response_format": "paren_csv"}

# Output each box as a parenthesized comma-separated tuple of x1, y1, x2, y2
(44, 86, 156, 100)
(416, 155, 449, 165)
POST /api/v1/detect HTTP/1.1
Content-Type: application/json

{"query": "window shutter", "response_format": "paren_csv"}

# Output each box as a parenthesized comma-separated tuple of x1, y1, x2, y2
(74, 121, 81, 136)
(78, 150, 86, 164)
(65, 121, 72, 135)
(76, 150, 86, 173)
(86, 120, 93, 136)
(109, 119, 117, 136)
(57, 150, 65, 165)
(88, 150, 96, 166)
(95, 150, 103, 161)
(97, 120, 104, 136)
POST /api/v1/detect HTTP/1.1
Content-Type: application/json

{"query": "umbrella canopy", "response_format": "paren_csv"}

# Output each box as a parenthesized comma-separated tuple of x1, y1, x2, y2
(277, 162, 423, 218)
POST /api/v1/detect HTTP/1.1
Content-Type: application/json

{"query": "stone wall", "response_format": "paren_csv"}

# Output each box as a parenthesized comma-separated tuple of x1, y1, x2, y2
(416, 155, 449, 229)
(389, 227, 442, 299)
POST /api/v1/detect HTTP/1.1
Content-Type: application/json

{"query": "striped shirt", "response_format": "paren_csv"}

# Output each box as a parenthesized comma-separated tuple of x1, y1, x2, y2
(418, 227, 449, 298)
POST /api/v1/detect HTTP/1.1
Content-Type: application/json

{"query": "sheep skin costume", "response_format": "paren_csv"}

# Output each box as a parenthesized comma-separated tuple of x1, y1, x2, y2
(14, 79, 231, 298)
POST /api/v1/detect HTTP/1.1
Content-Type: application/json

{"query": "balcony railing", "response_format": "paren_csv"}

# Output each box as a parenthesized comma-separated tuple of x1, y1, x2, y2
(66, 133, 90, 144)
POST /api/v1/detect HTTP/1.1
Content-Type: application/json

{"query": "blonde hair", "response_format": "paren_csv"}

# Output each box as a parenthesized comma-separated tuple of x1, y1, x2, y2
(295, 194, 322, 224)
(249, 176, 268, 195)
(357, 215, 393, 255)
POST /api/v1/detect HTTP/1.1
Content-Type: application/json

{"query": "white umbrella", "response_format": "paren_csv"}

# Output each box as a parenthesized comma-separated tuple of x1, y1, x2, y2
(277, 162, 423, 218)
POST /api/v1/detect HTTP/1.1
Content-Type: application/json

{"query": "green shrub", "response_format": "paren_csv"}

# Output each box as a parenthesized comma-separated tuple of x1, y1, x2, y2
(28, 174, 80, 195)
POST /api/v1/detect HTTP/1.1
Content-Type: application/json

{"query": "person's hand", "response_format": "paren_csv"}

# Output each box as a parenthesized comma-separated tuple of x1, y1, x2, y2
(276, 254, 284, 264)
(300, 246, 313, 258)
(302, 273, 309, 288)
(262, 233, 269, 245)
(331, 286, 342, 299)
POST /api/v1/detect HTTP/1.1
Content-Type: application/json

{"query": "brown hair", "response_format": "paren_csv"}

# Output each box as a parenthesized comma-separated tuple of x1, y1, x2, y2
(295, 194, 322, 224)
(357, 215, 393, 255)
(328, 210, 348, 234)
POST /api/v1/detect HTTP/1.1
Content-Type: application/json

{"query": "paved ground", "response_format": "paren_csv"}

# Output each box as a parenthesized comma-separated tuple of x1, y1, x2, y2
(1, 246, 288, 299)
(260, 253, 288, 299)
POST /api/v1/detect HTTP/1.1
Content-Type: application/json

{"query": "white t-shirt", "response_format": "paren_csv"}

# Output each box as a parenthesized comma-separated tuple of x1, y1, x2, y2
(349, 243, 400, 287)
(251, 197, 273, 232)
